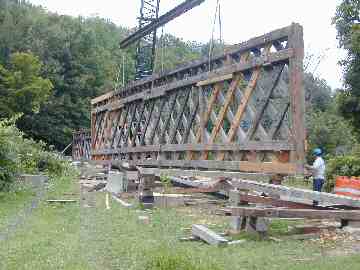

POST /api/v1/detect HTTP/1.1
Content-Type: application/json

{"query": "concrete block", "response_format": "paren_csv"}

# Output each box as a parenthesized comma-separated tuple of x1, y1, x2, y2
(192, 224, 228, 246)
(229, 216, 247, 232)
(246, 217, 269, 234)
(20, 174, 48, 188)
(105, 171, 126, 194)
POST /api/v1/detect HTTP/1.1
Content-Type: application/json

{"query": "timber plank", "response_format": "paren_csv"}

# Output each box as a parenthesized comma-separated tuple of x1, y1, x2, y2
(228, 207, 360, 220)
(231, 179, 360, 208)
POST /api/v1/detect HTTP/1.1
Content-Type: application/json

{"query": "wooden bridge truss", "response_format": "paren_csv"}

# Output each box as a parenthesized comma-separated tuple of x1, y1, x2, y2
(84, 24, 305, 175)
(72, 130, 91, 161)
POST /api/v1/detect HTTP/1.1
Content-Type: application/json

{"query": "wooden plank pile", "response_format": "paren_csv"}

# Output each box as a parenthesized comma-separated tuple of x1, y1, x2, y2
(225, 178, 360, 236)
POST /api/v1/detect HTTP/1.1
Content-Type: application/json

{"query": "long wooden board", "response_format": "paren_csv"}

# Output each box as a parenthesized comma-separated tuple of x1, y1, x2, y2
(228, 206, 360, 220)
(231, 179, 360, 208)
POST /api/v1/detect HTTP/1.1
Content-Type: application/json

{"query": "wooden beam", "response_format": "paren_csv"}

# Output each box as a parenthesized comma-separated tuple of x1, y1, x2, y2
(237, 194, 331, 210)
(196, 73, 233, 87)
(288, 23, 306, 166)
(92, 141, 293, 155)
(231, 179, 360, 208)
(159, 169, 271, 182)
(228, 206, 360, 220)
(127, 159, 298, 175)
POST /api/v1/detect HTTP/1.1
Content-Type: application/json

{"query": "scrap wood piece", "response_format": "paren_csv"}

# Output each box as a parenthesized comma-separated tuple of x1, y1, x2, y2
(47, 199, 77, 203)
(231, 178, 360, 208)
(192, 224, 228, 246)
(228, 206, 360, 220)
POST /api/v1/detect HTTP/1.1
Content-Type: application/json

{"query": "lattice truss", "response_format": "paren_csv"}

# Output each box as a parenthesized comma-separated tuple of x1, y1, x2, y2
(90, 24, 305, 175)
(72, 130, 91, 160)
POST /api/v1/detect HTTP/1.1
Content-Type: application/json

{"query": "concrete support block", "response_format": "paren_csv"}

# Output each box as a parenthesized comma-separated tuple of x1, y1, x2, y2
(246, 216, 269, 236)
(229, 216, 247, 233)
(20, 174, 48, 188)
(105, 171, 126, 194)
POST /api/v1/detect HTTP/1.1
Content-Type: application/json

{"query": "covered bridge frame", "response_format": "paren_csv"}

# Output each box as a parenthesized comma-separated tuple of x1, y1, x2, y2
(87, 23, 305, 175)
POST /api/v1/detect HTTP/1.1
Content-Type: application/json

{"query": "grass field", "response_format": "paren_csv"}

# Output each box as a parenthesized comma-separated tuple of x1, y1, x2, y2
(0, 184, 36, 232)
(0, 174, 359, 270)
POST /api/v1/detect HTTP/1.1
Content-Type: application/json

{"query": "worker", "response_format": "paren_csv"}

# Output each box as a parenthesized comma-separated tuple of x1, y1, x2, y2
(305, 148, 326, 206)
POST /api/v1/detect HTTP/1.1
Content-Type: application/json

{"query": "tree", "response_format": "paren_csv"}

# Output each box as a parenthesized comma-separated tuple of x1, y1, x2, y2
(304, 72, 332, 111)
(0, 52, 53, 118)
(333, 0, 360, 131)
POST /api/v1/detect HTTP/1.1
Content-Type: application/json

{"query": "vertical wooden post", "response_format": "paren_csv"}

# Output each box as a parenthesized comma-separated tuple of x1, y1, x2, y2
(228, 189, 247, 234)
(199, 86, 206, 144)
(288, 23, 305, 173)
(91, 113, 96, 159)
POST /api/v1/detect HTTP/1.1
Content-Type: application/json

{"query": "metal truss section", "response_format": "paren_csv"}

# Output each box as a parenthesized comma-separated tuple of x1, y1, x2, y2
(134, 0, 160, 80)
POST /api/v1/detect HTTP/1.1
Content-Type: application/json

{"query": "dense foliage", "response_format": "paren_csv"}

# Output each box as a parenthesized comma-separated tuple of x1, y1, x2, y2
(0, 52, 53, 118)
(333, 0, 360, 133)
(0, 117, 70, 190)
(325, 154, 360, 191)
(0, 0, 205, 149)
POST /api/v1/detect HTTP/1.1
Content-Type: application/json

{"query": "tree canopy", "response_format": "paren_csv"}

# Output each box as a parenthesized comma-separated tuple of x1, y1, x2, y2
(333, 0, 360, 131)
(0, 52, 53, 118)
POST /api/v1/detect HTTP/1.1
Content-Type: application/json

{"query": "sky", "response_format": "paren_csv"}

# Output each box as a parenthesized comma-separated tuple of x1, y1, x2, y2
(29, 0, 347, 89)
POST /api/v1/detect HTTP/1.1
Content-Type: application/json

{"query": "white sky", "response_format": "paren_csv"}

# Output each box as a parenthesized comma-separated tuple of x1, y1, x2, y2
(29, 0, 347, 89)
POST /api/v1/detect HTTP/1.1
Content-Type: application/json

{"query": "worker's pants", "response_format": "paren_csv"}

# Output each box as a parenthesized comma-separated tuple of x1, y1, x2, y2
(313, 178, 324, 206)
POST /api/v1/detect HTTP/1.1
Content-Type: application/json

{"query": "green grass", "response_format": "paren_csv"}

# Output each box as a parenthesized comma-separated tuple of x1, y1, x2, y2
(0, 174, 360, 270)
(0, 184, 36, 231)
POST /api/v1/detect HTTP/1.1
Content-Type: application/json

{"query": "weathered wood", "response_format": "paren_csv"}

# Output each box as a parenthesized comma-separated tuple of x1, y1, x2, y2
(228, 206, 360, 220)
(170, 89, 191, 143)
(237, 194, 331, 210)
(196, 73, 233, 87)
(140, 101, 155, 145)
(149, 98, 167, 145)
(92, 25, 292, 106)
(246, 65, 285, 140)
(192, 224, 228, 246)
(202, 75, 242, 159)
(85, 25, 305, 176)
(129, 159, 298, 174)
(219, 68, 261, 160)
(102, 50, 293, 112)
(92, 141, 293, 155)
(115, 106, 130, 148)
(123, 103, 138, 146)
(288, 23, 306, 165)
(47, 200, 77, 203)
(231, 179, 360, 208)
(158, 169, 271, 181)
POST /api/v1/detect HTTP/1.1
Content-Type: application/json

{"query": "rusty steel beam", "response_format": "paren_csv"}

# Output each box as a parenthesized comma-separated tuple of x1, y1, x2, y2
(120, 0, 205, 49)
